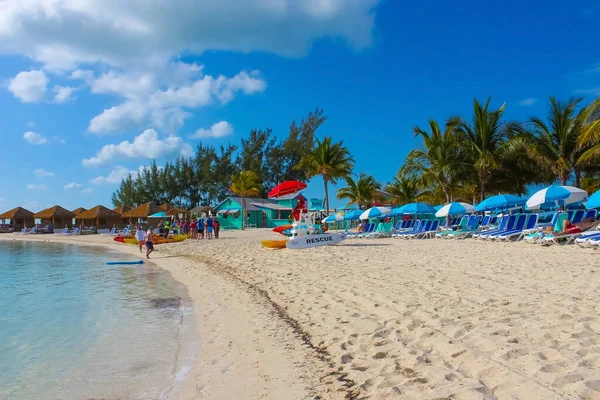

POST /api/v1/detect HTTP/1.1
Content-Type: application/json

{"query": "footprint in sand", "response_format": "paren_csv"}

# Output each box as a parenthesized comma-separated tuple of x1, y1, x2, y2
(539, 362, 567, 373)
(552, 374, 584, 388)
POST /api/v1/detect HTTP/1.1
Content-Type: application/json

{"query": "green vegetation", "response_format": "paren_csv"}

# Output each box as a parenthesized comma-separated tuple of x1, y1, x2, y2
(112, 97, 600, 210)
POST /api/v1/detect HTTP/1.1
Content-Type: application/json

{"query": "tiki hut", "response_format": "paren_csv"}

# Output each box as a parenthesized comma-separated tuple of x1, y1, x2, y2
(166, 207, 188, 219)
(71, 207, 87, 217)
(113, 205, 131, 226)
(75, 205, 122, 230)
(34, 205, 75, 229)
(0, 207, 35, 232)
(122, 202, 164, 224)
(189, 206, 214, 216)
(159, 203, 173, 212)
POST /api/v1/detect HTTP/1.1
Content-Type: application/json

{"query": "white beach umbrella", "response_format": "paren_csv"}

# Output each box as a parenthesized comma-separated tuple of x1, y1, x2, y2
(435, 202, 476, 217)
(359, 206, 391, 220)
(526, 185, 588, 210)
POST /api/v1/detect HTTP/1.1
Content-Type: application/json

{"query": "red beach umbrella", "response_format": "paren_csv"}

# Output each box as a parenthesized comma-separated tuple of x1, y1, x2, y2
(268, 181, 307, 198)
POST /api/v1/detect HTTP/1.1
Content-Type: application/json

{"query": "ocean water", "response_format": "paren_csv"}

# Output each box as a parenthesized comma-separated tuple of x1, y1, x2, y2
(0, 241, 197, 400)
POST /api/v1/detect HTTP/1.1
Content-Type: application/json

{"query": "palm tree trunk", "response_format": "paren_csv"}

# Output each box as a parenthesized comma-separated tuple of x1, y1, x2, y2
(323, 177, 329, 215)
(480, 181, 486, 203)
(575, 170, 581, 188)
(242, 194, 246, 230)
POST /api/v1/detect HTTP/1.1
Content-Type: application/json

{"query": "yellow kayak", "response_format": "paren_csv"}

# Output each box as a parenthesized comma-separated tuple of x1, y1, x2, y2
(261, 239, 288, 249)
(115, 235, 189, 245)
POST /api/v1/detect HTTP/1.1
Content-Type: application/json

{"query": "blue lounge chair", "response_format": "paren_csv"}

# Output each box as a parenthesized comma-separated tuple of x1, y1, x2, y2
(436, 216, 469, 238)
(406, 220, 432, 239)
(575, 230, 600, 247)
(448, 215, 483, 239)
(477, 215, 515, 240)
(485, 215, 519, 240)
(497, 214, 537, 241)
(394, 220, 423, 238)
(473, 215, 509, 239)
(411, 220, 440, 239)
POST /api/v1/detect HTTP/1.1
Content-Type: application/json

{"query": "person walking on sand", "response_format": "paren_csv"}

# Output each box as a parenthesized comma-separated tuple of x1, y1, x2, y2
(135, 226, 146, 253)
(145, 226, 155, 259)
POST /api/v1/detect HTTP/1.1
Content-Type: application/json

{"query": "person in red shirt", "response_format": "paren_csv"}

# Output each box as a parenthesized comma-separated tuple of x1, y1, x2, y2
(213, 219, 220, 239)
(190, 220, 197, 239)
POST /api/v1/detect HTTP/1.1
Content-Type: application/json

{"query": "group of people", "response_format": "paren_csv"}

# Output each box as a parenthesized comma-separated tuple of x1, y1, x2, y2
(132, 215, 222, 259)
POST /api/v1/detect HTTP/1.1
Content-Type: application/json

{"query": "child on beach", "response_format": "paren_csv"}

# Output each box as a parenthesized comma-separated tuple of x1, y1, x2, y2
(213, 219, 220, 239)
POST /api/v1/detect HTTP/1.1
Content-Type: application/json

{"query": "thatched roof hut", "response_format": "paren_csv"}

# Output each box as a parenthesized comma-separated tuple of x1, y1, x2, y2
(76, 205, 122, 229)
(71, 207, 88, 216)
(122, 202, 164, 221)
(189, 206, 213, 215)
(166, 207, 188, 218)
(113, 205, 130, 215)
(0, 207, 35, 231)
(34, 205, 75, 228)
(159, 203, 173, 211)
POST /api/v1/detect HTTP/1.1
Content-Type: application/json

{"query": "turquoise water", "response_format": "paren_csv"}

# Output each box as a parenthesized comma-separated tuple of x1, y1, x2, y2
(0, 241, 196, 400)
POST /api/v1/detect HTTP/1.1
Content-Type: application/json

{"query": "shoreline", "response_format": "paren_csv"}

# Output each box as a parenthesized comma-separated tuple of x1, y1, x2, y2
(2, 233, 331, 400)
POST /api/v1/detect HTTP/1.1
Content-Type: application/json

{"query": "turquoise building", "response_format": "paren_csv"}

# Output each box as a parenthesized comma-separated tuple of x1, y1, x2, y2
(215, 194, 307, 229)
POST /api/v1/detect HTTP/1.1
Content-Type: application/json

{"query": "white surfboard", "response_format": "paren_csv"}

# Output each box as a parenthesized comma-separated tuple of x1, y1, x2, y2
(286, 233, 346, 250)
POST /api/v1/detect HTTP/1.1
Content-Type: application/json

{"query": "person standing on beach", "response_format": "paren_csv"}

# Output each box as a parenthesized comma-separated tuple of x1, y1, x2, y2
(145, 226, 155, 259)
(135, 226, 146, 253)
(197, 218, 204, 240)
(190, 219, 197, 239)
(213, 219, 220, 239)
(206, 216, 213, 239)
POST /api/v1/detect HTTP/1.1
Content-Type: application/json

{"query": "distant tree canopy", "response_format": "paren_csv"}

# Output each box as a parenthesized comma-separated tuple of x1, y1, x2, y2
(113, 97, 600, 210)
(112, 108, 327, 208)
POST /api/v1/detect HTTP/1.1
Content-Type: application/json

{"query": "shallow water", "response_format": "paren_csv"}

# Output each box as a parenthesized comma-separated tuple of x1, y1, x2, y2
(0, 241, 196, 400)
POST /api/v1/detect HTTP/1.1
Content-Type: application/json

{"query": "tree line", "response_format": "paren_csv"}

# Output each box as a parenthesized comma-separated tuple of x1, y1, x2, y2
(113, 96, 600, 212)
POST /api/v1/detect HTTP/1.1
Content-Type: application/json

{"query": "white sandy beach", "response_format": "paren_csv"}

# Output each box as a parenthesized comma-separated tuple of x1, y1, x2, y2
(5, 230, 600, 399)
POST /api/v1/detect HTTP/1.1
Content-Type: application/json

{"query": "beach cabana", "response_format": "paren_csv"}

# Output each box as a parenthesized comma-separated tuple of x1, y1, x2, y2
(71, 207, 87, 217)
(122, 202, 164, 224)
(0, 207, 35, 232)
(75, 205, 122, 229)
(166, 207, 188, 218)
(113, 205, 131, 226)
(34, 205, 75, 229)
(189, 206, 213, 216)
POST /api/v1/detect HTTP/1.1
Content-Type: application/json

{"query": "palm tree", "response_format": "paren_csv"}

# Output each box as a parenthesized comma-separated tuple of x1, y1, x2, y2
(527, 97, 593, 186)
(402, 117, 467, 202)
(385, 173, 430, 205)
(230, 170, 261, 230)
(298, 136, 354, 213)
(576, 98, 600, 176)
(336, 173, 382, 209)
(457, 97, 521, 201)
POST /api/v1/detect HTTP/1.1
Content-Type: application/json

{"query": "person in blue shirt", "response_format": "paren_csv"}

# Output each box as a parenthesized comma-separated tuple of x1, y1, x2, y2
(206, 217, 214, 239)
(197, 219, 204, 240)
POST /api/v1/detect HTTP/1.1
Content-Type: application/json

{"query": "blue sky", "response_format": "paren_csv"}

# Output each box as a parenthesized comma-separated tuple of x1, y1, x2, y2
(1, 0, 599, 212)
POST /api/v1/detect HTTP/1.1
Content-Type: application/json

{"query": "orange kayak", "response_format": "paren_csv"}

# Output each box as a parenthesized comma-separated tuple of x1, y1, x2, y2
(261, 239, 288, 249)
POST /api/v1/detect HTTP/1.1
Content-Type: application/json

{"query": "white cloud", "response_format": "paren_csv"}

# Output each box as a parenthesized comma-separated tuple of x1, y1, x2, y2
(191, 121, 233, 139)
(90, 166, 136, 185)
(518, 98, 538, 106)
(81, 188, 93, 194)
(0, 197, 4, 203)
(0, 1, 379, 71)
(64, 182, 82, 189)
(23, 131, 48, 145)
(27, 121, 35, 127)
(34, 168, 54, 177)
(26, 184, 47, 190)
(53, 85, 78, 103)
(70, 69, 94, 81)
(86, 68, 265, 134)
(8, 70, 48, 103)
(82, 129, 193, 167)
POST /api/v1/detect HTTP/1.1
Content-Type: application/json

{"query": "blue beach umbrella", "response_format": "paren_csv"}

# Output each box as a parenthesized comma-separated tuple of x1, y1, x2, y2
(586, 190, 600, 209)
(526, 185, 588, 210)
(343, 210, 364, 220)
(359, 206, 391, 220)
(323, 214, 344, 223)
(396, 202, 436, 215)
(476, 194, 526, 212)
(435, 202, 476, 217)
